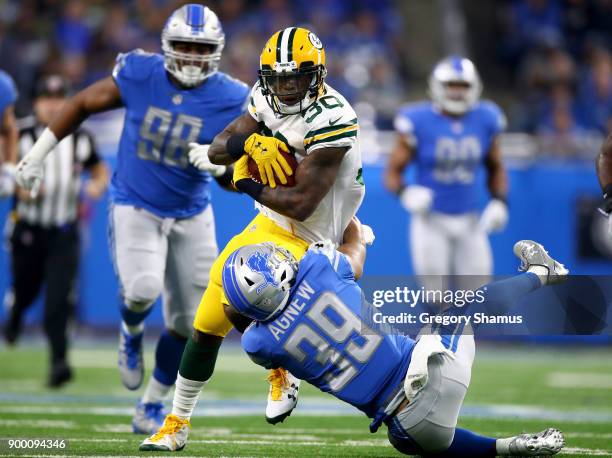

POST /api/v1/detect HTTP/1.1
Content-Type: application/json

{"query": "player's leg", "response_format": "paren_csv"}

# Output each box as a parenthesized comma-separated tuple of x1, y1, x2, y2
(140, 215, 308, 451)
(410, 212, 452, 291)
(453, 213, 493, 290)
(42, 225, 79, 388)
(109, 205, 167, 390)
(133, 206, 218, 434)
(4, 223, 45, 344)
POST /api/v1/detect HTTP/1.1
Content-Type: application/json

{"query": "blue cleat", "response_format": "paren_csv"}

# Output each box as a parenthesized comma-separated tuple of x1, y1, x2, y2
(132, 401, 166, 435)
(118, 328, 144, 390)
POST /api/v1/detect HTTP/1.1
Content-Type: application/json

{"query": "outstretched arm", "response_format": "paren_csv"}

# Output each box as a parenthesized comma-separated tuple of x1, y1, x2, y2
(384, 134, 414, 194)
(484, 137, 508, 200)
(235, 146, 348, 221)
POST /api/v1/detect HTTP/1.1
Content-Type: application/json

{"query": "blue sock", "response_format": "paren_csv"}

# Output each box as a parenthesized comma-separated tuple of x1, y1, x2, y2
(436, 428, 496, 457)
(120, 303, 153, 327)
(152, 331, 187, 386)
(471, 272, 542, 318)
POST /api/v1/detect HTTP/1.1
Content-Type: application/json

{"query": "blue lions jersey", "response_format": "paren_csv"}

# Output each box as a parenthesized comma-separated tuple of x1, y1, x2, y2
(0, 70, 17, 115)
(242, 247, 415, 430)
(394, 101, 506, 214)
(111, 50, 248, 218)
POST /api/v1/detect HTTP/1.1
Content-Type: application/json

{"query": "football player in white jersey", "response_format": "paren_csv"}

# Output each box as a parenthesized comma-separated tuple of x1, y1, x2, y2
(385, 57, 508, 286)
(141, 27, 366, 451)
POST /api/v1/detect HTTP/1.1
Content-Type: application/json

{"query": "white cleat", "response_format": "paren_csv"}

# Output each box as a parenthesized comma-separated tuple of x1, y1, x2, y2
(266, 368, 300, 424)
(507, 428, 565, 456)
(139, 414, 190, 452)
(118, 327, 144, 390)
(513, 240, 569, 284)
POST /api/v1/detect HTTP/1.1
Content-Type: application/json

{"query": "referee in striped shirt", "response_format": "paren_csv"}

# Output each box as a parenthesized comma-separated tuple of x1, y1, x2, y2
(4, 75, 109, 387)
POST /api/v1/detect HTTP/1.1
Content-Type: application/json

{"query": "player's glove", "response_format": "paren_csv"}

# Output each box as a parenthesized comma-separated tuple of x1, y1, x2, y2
(232, 155, 251, 185)
(243, 133, 293, 188)
(0, 163, 16, 197)
(16, 128, 58, 198)
(188, 143, 227, 177)
(478, 198, 508, 233)
(399, 185, 433, 214)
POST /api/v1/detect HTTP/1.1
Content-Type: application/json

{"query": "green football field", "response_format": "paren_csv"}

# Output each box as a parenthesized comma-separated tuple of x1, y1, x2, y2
(1, 339, 611, 457)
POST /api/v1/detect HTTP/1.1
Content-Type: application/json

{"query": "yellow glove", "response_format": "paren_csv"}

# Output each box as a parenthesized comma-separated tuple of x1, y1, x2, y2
(243, 133, 293, 188)
(232, 155, 251, 186)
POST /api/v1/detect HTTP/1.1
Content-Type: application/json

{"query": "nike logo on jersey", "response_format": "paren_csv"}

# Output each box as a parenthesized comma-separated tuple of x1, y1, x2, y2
(329, 117, 342, 126)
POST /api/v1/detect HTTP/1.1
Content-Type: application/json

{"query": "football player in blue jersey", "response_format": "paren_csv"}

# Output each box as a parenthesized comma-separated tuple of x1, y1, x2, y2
(205, 223, 564, 457)
(0, 69, 19, 196)
(385, 56, 508, 283)
(15, 4, 249, 434)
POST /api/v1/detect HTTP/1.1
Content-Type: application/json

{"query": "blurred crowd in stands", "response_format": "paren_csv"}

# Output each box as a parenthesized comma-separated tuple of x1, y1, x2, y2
(0, 0, 609, 155)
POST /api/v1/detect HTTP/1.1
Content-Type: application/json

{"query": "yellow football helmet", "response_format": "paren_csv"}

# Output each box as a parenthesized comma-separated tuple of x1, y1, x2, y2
(259, 27, 327, 115)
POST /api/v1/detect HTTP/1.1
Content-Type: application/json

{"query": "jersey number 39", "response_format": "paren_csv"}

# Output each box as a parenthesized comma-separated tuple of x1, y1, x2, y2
(138, 106, 202, 168)
(283, 292, 382, 393)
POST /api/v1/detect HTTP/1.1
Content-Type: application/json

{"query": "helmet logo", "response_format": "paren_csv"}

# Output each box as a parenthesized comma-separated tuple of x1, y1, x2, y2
(308, 32, 323, 50)
(247, 252, 279, 294)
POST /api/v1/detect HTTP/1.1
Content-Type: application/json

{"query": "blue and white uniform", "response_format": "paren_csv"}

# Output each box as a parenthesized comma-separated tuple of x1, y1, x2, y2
(109, 49, 248, 335)
(394, 100, 506, 277)
(241, 244, 475, 447)
(0, 70, 17, 116)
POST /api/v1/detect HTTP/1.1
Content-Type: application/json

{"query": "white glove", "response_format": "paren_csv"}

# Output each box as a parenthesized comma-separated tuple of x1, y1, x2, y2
(0, 163, 16, 197)
(16, 128, 58, 198)
(188, 142, 227, 177)
(478, 198, 509, 233)
(399, 185, 433, 214)
(362, 224, 375, 246)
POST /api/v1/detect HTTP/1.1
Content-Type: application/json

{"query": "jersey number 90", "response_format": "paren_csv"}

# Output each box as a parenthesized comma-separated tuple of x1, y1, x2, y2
(138, 106, 202, 168)
(283, 292, 382, 393)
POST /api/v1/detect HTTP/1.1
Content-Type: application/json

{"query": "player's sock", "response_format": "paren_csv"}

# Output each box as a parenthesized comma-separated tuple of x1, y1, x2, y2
(140, 331, 187, 404)
(120, 303, 153, 335)
(442, 428, 497, 457)
(171, 373, 207, 419)
(152, 331, 187, 386)
(527, 266, 548, 285)
(471, 272, 542, 319)
(178, 334, 222, 382)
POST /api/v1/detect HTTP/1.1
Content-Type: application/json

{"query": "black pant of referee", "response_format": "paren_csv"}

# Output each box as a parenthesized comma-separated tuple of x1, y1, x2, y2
(6, 220, 79, 386)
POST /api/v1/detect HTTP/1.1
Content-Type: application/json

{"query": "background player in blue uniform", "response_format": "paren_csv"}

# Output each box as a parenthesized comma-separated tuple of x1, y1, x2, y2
(215, 226, 565, 457)
(385, 56, 508, 282)
(15, 4, 249, 434)
(0, 69, 19, 197)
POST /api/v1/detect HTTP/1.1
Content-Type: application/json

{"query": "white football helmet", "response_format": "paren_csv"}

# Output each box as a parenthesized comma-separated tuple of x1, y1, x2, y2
(161, 4, 225, 87)
(222, 243, 298, 321)
(428, 56, 482, 115)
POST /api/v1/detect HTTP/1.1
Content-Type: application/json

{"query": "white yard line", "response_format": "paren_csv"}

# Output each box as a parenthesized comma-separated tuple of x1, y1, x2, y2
(548, 372, 612, 389)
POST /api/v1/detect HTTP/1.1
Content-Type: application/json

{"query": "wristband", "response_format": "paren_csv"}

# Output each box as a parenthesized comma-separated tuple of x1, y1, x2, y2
(603, 184, 612, 213)
(235, 178, 264, 201)
(30, 128, 59, 162)
(226, 134, 250, 161)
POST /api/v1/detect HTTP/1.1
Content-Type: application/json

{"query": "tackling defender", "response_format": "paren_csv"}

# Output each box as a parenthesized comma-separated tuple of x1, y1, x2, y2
(15, 4, 248, 434)
(140, 27, 364, 450)
(385, 56, 508, 282)
(216, 224, 566, 457)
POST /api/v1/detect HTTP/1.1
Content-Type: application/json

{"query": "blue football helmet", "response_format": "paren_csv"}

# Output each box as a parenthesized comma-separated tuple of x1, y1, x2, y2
(161, 4, 225, 86)
(222, 243, 298, 321)
(429, 56, 482, 115)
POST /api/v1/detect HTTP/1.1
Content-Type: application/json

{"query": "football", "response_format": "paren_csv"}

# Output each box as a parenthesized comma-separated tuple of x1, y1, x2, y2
(247, 148, 298, 187)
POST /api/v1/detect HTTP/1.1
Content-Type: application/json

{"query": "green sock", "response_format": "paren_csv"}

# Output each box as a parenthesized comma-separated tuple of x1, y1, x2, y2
(178, 335, 222, 382)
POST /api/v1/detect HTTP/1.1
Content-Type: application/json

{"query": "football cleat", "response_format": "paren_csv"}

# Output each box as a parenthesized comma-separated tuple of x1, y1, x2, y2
(266, 368, 300, 424)
(508, 428, 565, 456)
(513, 240, 569, 284)
(118, 327, 144, 390)
(139, 414, 190, 452)
(132, 401, 166, 435)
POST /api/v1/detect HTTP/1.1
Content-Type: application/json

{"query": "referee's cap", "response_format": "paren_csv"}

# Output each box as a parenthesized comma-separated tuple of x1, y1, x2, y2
(35, 74, 71, 98)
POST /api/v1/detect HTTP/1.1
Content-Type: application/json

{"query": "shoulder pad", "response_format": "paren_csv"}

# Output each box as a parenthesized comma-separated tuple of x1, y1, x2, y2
(303, 92, 358, 152)
(112, 49, 161, 82)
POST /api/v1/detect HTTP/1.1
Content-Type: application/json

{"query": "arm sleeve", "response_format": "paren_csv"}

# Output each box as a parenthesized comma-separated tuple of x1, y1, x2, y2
(0, 71, 17, 115)
(242, 328, 278, 369)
